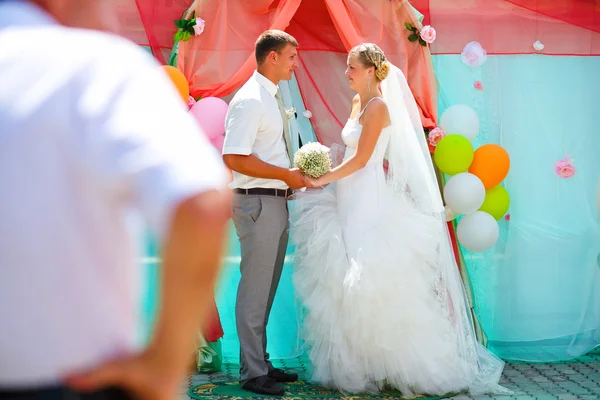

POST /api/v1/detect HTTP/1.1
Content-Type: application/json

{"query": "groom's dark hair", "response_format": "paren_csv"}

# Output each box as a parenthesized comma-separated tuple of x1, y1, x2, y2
(255, 30, 298, 65)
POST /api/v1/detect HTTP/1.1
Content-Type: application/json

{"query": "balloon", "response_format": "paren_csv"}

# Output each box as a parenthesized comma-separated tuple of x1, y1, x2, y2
(457, 211, 499, 252)
(210, 134, 225, 153)
(190, 97, 229, 140)
(160, 65, 189, 103)
(468, 144, 510, 189)
(479, 185, 510, 220)
(443, 172, 486, 214)
(440, 104, 480, 141)
(433, 134, 474, 175)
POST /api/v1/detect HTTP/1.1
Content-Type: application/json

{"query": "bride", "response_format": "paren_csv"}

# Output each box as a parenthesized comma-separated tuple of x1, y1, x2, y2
(289, 43, 509, 397)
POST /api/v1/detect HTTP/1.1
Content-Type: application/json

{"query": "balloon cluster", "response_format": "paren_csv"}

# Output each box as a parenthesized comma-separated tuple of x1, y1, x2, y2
(434, 105, 510, 253)
(160, 66, 228, 152)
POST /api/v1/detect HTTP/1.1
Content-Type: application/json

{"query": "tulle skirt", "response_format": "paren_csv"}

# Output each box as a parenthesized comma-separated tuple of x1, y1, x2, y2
(289, 169, 508, 396)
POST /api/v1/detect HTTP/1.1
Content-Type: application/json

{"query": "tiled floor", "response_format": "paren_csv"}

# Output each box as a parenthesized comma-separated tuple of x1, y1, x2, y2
(184, 350, 600, 399)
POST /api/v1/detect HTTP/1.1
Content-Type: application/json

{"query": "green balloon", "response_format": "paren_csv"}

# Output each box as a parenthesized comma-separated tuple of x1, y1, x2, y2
(479, 185, 510, 220)
(433, 134, 474, 175)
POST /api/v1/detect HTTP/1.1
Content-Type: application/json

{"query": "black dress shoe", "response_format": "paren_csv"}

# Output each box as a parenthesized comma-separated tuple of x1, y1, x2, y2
(269, 368, 299, 382)
(242, 375, 284, 396)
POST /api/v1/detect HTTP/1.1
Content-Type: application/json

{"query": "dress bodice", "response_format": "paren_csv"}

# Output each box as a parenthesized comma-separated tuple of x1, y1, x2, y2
(341, 98, 391, 164)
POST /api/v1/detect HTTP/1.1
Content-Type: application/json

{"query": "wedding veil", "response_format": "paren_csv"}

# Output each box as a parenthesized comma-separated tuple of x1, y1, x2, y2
(380, 63, 509, 394)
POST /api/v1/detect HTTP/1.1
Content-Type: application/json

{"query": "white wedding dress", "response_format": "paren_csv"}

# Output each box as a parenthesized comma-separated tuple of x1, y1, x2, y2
(289, 68, 509, 397)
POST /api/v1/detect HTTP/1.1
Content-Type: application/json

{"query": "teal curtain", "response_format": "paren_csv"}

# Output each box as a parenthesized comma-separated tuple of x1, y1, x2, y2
(434, 54, 600, 362)
(141, 54, 600, 363)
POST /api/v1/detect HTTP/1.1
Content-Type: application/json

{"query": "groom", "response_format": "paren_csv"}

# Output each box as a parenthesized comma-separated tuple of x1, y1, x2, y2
(222, 30, 307, 396)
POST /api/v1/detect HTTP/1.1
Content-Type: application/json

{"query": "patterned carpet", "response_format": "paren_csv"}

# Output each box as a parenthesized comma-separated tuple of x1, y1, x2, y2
(188, 380, 455, 400)
(187, 356, 455, 399)
(186, 350, 600, 400)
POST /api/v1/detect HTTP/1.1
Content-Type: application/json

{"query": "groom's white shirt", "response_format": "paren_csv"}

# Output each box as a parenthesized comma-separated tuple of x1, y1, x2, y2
(223, 71, 290, 190)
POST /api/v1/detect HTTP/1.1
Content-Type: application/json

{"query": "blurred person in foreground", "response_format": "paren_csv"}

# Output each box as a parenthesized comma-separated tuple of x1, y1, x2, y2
(0, 1, 231, 399)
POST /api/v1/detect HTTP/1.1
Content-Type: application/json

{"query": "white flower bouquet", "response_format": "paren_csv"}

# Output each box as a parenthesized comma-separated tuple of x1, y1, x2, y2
(293, 142, 332, 178)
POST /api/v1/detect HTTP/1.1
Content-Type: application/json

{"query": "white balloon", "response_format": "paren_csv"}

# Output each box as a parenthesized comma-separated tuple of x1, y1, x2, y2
(440, 104, 480, 141)
(443, 172, 485, 214)
(457, 211, 499, 252)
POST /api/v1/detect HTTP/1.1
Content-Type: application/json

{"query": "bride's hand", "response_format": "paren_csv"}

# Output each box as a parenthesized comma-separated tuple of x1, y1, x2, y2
(307, 176, 328, 188)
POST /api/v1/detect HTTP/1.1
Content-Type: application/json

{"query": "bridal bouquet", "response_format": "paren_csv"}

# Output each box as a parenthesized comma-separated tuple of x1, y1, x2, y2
(293, 142, 332, 178)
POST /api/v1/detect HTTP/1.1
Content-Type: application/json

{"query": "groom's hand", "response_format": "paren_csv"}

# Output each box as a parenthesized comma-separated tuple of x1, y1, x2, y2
(284, 168, 307, 189)
(303, 176, 314, 188)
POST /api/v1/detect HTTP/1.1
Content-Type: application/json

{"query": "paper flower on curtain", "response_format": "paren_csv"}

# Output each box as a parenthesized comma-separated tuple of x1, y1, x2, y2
(504, 214, 511, 221)
(474, 80, 484, 91)
(194, 18, 206, 36)
(404, 22, 434, 47)
(174, 17, 205, 41)
(187, 95, 197, 110)
(285, 107, 296, 119)
(533, 40, 545, 52)
(554, 155, 576, 178)
(420, 26, 437, 44)
(303, 110, 313, 119)
(427, 127, 446, 146)
(461, 41, 487, 67)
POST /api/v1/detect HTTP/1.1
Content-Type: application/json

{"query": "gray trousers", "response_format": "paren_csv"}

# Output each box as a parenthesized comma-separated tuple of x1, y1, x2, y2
(231, 193, 289, 384)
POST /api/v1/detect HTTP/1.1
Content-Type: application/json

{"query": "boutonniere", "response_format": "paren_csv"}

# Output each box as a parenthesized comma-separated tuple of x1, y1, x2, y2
(285, 106, 296, 120)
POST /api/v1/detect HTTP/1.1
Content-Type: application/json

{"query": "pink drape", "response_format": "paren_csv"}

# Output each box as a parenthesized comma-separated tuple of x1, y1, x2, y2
(117, 0, 600, 62)
(114, 0, 196, 64)
(177, 1, 302, 99)
(176, 0, 438, 147)
(428, 0, 600, 55)
(114, 0, 600, 144)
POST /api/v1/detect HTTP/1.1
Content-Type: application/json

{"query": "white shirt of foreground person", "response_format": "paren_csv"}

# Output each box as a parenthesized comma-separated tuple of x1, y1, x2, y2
(223, 70, 291, 190)
(0, 1, 228, 388)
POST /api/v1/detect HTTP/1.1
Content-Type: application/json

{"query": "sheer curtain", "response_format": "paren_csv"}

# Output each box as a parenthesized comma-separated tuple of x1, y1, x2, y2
(128, 0, 600, 362)
(430, 0, 600, 361)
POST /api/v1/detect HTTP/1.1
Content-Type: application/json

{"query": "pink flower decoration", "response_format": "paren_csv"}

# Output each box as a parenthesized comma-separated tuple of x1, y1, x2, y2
(504, 214, 511, 221)
(461, 41, 487, 68)
(474, 80, 484, 91)
(554, 155, 576, 179)
(428, 127, 446, 146)
(188, 95, 197, 110)
(193, 18, 206, 36)
(420, 26, 437, 44)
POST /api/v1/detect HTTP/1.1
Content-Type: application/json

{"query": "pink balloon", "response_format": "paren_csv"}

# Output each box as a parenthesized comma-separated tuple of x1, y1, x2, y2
(210, 134, 225, 153)
(190, 97, 229, 140)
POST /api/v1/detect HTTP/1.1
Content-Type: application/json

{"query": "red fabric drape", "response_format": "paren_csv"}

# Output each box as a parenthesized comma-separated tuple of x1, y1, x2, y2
(203, 299, 224, 342)
(506, 0, 600, 34)
(429, 0, 600, 55)
(115, 0, 195, 63)
(176, 0, 439, 146)
(177, 0, 303, 98)
(117, 0, 600, 61)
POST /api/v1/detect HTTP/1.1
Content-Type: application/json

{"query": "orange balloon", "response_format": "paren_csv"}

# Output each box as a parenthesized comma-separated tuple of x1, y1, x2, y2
(160, 65, 189, 103)
(468, 144, 510, 189)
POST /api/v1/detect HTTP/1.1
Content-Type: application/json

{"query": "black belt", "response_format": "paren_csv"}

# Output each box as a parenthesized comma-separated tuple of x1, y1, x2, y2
(234, 188, 292, 198)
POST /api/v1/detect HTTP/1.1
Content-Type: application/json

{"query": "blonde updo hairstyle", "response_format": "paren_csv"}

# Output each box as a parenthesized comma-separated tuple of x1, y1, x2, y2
(349, 43, 390, 82)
